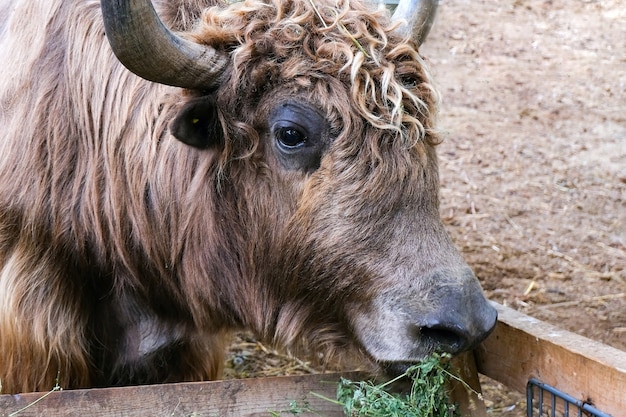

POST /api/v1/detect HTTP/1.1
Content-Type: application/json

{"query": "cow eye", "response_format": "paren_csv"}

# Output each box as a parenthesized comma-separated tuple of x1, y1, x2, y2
(269, 101, 330, 172)
(276, 127, 307, 149)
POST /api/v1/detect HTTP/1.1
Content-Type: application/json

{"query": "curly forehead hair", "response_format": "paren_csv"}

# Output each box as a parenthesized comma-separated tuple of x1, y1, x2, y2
(191, 0, 439, 148)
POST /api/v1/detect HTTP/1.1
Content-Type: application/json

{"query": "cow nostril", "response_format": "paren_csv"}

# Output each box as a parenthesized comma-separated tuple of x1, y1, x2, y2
(414, 323, 469, 354)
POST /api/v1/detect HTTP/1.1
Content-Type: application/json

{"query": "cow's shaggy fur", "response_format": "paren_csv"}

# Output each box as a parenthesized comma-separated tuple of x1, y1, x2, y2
(0, 0, 445, 393)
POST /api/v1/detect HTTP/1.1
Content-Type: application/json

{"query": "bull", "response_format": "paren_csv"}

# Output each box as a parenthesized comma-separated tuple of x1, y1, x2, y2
(0, 0, 496, 394)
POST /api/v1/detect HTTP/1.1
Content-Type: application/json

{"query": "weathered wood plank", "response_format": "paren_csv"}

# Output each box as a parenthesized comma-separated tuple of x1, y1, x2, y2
(0, 358, 488, 416)
(474, 302, 626, 417)
(0, 373, 361, 417)
(450, 351, 488, 417)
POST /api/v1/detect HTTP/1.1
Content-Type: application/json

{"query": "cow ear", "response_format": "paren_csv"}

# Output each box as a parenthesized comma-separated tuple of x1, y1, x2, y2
(170, 95, 222, 149)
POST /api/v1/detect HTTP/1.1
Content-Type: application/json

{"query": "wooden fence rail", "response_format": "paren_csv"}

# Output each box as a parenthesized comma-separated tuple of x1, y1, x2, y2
(475, 302, 626, 417)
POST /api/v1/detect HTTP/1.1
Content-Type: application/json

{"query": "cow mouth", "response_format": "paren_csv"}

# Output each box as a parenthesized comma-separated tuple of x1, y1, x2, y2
(370, 317, 498, 380)
(378, 319, 497, 380)
(381, 361, 416, 378)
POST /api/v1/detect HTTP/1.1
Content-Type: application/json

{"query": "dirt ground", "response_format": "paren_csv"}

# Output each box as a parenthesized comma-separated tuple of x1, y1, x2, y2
(225, 0, 625, 415)
(426, 0, 625, 354)
(423, 0, 626, 413)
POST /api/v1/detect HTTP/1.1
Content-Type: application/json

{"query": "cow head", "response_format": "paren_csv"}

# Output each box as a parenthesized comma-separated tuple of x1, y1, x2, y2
(101, 0, 496, 371)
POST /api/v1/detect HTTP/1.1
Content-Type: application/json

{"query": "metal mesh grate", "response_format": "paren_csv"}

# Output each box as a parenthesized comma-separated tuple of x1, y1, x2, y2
(526, 378, 612, 417)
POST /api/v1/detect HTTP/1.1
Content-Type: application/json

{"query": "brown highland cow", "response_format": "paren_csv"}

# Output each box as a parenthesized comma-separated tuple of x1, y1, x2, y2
(0, 0, 496, 394)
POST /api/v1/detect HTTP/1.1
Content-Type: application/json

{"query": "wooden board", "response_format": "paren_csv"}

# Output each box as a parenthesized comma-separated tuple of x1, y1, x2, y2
(474, 302, 626, 417)
(449, 351, 488, 417)
(0, 363, 487, 417)
(0, 373, 358, 417)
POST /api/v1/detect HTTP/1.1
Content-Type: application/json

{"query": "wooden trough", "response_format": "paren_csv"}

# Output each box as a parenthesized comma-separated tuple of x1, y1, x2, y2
(2, 302, 625, 416)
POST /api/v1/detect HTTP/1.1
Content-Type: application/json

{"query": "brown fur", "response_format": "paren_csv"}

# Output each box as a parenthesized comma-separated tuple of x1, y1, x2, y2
(0, 0, 492, 394)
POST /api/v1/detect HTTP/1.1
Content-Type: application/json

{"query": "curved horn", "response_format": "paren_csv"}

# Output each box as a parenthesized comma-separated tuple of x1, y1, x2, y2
(101, 0, 228, 89)
(392, 0, 438, 45)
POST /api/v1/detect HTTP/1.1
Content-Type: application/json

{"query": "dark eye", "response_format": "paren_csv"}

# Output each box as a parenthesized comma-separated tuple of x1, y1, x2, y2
(269, 101, 330, 172)
(276, 127, 307, 149)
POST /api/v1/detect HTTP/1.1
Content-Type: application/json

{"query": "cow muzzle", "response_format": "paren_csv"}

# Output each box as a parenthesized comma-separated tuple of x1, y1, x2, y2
(351, 267, 497, 367)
